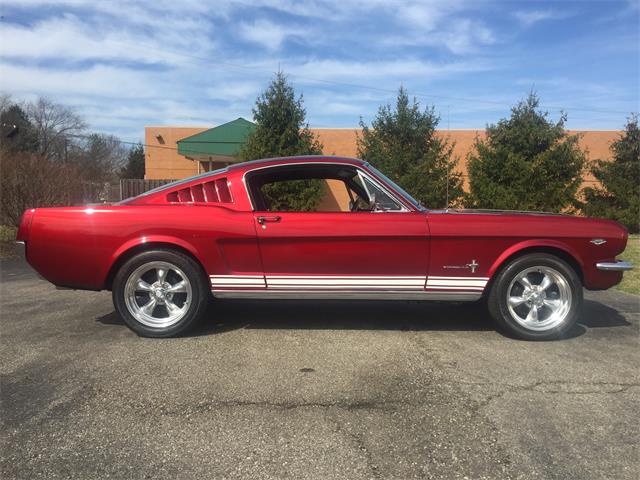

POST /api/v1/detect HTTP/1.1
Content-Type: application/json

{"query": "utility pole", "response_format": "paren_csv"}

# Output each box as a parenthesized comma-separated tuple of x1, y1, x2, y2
(445, 105, 450, 210)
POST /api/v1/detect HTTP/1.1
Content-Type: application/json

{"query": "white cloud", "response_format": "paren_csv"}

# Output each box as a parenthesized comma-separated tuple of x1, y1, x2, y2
(286, 58, 493, 82)
(513, 9, 568, 27)
(205, 82, 262, 101)
(0, 62, 165, 98)
(0, 9, 216, 68)
(238, 19, 306, 51)
(0, 0, 631, 137)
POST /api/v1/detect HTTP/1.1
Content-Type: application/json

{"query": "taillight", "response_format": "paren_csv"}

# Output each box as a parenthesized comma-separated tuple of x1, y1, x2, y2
(16, 208, 36, 242)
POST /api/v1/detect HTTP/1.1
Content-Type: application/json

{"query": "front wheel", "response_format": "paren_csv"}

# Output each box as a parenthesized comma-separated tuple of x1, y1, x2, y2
(112, 249, 210, 337)
(487, 253, 583, 340)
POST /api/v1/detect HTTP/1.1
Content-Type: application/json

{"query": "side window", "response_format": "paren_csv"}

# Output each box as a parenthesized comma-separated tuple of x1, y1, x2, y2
(259, 178, 352, 212)
(247, 165, 406, 213)
(317, 179, 352, 212)
(261, 179, 325, 212)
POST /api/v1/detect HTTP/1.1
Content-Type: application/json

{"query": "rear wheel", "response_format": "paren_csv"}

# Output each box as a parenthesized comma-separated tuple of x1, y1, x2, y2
(488, 253, 582, 340)
(112, 249, 209, 337)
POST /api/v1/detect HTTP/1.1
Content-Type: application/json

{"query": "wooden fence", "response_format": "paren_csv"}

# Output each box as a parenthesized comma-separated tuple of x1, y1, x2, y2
(119, 179, 176, 200)
(81, 179, 176, 203)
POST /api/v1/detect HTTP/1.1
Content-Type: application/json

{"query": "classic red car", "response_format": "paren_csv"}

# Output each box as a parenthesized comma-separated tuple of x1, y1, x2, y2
(16, 156, 633, 340)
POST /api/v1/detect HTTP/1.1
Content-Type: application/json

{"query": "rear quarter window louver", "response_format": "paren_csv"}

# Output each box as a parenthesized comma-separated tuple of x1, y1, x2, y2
(166, 178, 233, 204)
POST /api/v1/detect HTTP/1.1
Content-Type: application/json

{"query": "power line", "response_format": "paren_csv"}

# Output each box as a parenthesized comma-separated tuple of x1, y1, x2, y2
(66, 133, 212, 157)
(106, 39, 633, 116)
(64, 133, 604, 184)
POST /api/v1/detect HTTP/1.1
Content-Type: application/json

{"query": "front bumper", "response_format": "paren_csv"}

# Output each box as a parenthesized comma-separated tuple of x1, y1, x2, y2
(596, 261, 634, 271)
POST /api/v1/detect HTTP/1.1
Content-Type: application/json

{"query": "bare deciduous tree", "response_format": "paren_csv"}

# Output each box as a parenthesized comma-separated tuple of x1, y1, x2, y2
(0, 93, 12, 115)
(0, 150, 84, 226)
(69, 133, 128, 183)
(27, 97, 87, 161)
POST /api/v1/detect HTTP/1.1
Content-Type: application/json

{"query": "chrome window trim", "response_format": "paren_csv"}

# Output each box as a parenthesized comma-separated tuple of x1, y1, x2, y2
(242, 161, 413, 213)
(356, 170, 407, 212)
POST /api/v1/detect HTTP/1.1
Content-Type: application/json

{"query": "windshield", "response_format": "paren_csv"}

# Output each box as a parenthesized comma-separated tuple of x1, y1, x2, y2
(364, 163, 425, 211)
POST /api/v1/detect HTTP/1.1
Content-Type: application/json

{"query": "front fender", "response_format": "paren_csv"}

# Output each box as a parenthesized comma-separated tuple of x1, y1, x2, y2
(487, 239, 584, 278)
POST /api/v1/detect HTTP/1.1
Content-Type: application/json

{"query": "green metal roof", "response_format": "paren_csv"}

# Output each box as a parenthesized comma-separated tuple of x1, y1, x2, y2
(177, 117, 255, 157)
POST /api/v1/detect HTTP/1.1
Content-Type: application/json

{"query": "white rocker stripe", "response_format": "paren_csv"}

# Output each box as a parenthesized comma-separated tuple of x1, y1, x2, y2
(267, 279, 425, 286)
(211, 275, 264, 279)
(429, 276, 490, 281)
(209, 275, 489, 291)
(211, 287, 266, 290)
(267, 285, 424, 290)
(266, 275, 426, 280)
(426, 280, 487, 287)
(211, 280, 265, 285)
(425, 286, 485, 291)
(210, 275, 266, 288)
(211, 278, 265, 285)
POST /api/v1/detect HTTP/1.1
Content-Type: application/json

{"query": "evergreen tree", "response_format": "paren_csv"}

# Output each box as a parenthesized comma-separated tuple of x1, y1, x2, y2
(357, 87, 463, 208)
(582, 115, 639, 232)
(120, 143, 145, 179)
(467, 93, 586, 212)
(0, 104, 39, 154)
(239, 72, 323, 211)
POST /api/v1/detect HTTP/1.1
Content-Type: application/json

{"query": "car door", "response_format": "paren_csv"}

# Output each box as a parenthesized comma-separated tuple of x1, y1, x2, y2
(251, 165, 430, 292)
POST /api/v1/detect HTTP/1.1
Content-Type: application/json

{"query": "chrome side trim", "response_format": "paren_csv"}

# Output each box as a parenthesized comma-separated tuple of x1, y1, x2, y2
(596, 261, 634, 271)
(212, 290, 482, 301)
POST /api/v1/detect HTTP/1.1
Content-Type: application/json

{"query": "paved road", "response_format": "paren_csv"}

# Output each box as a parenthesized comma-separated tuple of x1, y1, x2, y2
(1, 259, 638, 480)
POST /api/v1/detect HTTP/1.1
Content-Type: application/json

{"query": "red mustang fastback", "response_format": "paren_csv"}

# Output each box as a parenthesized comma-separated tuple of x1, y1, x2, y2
(16, 156, 633, 340)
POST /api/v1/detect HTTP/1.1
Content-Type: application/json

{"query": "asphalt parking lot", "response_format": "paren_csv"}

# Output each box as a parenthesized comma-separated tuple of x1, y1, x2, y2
(1, 258, 638, 480)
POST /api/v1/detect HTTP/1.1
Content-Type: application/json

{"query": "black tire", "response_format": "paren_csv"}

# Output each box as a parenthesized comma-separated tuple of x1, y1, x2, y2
(487, 253, 583, 340)
(112, 249, 210, 337)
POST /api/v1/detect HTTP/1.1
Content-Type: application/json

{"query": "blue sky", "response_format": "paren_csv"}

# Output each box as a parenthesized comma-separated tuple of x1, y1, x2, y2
(0, 0, 638, 142)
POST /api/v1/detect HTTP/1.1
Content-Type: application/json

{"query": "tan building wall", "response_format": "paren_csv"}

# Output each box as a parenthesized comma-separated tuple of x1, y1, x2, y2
(145, 126, 203, 180)
(144, 126, 622, 189)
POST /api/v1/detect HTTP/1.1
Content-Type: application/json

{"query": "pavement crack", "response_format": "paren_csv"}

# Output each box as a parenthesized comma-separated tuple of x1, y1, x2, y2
(329, 417, 381, 480)
(471, 381, 640, 410)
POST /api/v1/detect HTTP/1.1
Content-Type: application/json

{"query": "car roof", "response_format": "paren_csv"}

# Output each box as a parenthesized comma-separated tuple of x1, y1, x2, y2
(228, 155, 366, 174)
(120, 156, 367, 205)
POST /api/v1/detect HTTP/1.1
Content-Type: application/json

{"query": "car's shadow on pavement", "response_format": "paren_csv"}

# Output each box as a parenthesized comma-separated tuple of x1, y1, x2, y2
(96, 297, 631, 339)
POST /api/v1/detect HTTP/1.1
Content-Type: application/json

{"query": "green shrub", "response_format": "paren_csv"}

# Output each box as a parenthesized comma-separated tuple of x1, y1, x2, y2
(582, 116, 640, 233)
(357, 87, 463, 208)
(239, 72, 323, 212)
(466, 93, 586, 212)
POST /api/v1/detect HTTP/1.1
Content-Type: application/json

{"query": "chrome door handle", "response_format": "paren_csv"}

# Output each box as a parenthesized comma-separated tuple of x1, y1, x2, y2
(257, 216, 281, 224)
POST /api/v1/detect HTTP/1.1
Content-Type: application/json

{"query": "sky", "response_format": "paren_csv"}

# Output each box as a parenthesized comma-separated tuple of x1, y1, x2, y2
(0, 0, 638, 142)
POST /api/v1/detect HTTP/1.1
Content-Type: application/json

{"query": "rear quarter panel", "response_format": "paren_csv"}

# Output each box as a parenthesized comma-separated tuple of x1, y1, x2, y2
(27, 205, 261, 290)
(426, 213, 627, 290)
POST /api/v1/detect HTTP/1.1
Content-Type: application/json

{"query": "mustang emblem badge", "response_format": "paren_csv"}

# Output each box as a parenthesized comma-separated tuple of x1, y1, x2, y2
(444, 259, 479, 273)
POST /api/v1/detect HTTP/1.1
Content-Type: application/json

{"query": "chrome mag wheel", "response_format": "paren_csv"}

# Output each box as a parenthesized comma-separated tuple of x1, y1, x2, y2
(506, 266, 572, 331)
(124, 261, 193, 329)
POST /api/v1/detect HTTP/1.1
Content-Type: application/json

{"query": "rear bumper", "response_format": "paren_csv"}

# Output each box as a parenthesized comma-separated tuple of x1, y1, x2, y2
(15, 241, 25, 261)
(596, 261, 634, 271)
